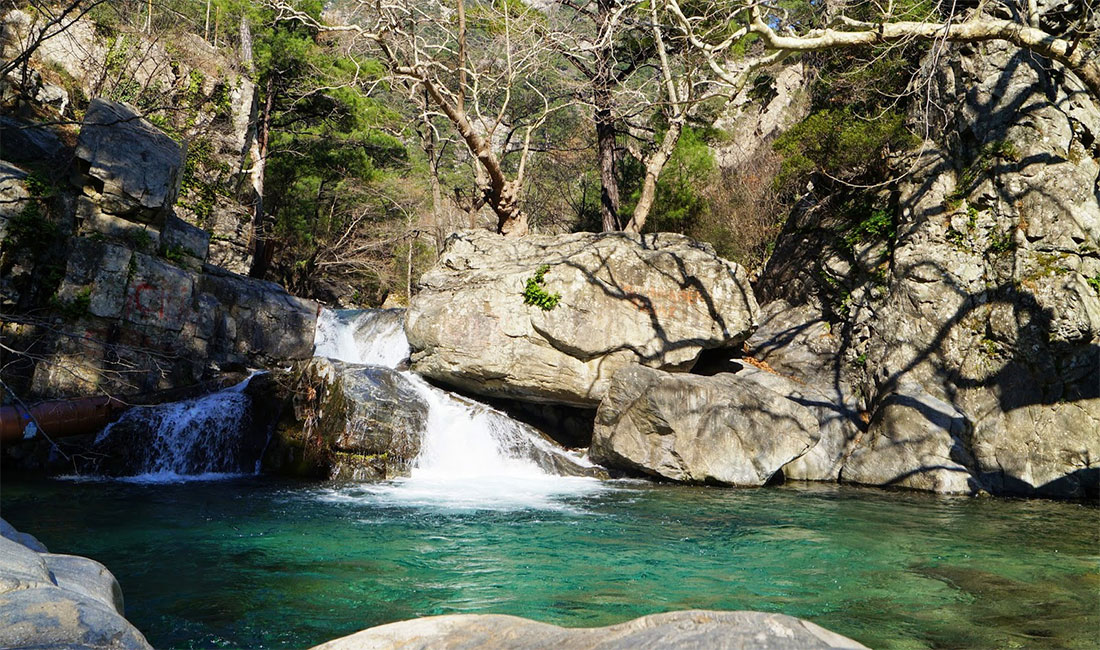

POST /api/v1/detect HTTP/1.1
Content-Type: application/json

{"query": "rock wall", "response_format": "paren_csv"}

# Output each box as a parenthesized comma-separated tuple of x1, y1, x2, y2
(750, 15, 1099, 499)
(2, 97, 315, 400)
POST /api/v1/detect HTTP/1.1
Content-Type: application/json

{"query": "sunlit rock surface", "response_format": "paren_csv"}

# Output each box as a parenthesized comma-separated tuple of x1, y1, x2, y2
(311, 610, 870, 650)
(406, 230, 758, 408)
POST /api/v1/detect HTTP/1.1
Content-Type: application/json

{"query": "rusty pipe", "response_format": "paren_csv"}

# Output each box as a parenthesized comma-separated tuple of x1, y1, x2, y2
(0, 396, 128, 445)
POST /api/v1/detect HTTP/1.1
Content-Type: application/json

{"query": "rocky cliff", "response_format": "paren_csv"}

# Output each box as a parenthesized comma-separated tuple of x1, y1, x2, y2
(1, 11, 317, 403)
(748, 14, 1099, 499)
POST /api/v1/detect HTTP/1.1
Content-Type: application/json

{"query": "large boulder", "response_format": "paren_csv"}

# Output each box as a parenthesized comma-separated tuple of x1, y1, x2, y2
(590, 365, 819, 486)
(841, 385, 983, 495)
(0, 519, 151, 650)
(74, 98, 183, 225)
(0, 587, 151, 650)
(310, 359, 430, 481)
(311, 610, 869, 650)
(406, 231, 758, 407)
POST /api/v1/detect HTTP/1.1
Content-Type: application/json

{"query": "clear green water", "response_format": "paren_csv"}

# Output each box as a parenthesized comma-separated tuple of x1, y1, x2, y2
(1, 477, 1097, 650)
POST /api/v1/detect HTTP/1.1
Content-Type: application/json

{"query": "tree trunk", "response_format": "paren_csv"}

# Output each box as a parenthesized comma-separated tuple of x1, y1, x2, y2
(625, 120, 682, 234)
(248, 75, 275, 278)
(594, 0, 621, 232)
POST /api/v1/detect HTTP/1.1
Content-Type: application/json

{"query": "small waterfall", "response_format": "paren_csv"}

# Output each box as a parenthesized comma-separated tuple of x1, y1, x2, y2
(314, 308, 409, 367)
(90, 375, 264, 482)
(313, 308, 602, 507)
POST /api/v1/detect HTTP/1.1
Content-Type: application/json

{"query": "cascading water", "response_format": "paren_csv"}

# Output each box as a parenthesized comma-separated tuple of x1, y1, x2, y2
(313, 308, 409, 367)
(313, 308, 602, 508)
(88, 374, 265, 482)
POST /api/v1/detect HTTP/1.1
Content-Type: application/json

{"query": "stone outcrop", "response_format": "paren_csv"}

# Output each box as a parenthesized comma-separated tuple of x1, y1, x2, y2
(406, 230, 758, 408)
(0, 99, 317, 401)
(747, 9, 1100, 499)
(311, 610, 869, 650)
(841, 385, 982, 494)
(0, 518, 151, 650)
(74, 99, 183, 225)
(591, 365, 819, 486)
(270, 358, 431, 481)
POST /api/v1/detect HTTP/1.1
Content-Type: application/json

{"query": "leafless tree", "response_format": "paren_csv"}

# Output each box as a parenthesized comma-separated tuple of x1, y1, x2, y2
(269, 0, 573, 238)
(664, 0, 1098, 100)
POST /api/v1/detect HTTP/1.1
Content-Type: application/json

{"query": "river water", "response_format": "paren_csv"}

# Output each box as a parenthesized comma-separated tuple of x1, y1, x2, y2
(2, 477, 1096, 650)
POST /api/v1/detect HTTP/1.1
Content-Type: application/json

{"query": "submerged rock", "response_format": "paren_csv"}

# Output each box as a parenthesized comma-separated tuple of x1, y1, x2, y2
(591, 365, 818, 486)
(311, 610, 869, 650)
(406, 230, 758, 408)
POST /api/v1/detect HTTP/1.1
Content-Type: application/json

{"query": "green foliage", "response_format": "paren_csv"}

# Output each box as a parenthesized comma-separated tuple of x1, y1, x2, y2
(844, 207, 894, 249)
(4, 201, 58, 257)
(522, 265, 561, 311)
(987, 228, 1016, 255)
(51, 286, 92, 321)
(1087, 275, 1100, 296)
(162, 244, 188, 264)
(773, 108, 917, 196)
(124, 228, 153, 251)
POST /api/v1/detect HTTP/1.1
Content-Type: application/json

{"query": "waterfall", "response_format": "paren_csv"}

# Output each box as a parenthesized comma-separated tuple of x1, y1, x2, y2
(313, 308, 602, 507)
(89, 375, 265, 482)
(313, 308, 410, 367)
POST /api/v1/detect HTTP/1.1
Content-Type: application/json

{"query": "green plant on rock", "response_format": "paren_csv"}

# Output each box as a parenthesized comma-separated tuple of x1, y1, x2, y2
(124, 228, 153, 251)
(987, 228, 1016, 255)
(1087, 275, 1100, 296)
(522, 264, 561, 311)
(163, 244, 188, 264)
(51, 286, 92, 321)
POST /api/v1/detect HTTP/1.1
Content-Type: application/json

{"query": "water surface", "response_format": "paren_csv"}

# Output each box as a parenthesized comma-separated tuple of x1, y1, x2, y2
(2, 477, 1096, 650)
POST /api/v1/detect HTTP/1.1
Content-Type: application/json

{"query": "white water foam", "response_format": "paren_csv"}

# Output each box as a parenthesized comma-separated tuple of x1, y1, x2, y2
(312, 308, 604, 510)
(313, 308, 410, 367)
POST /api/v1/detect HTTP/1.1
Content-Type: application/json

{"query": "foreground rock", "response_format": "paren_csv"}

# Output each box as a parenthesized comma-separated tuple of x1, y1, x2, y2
(406, 231, 758, 408)
(0, 518, 151, 650)
(311, 610, 869, 650)
(591, 365, 818, 486)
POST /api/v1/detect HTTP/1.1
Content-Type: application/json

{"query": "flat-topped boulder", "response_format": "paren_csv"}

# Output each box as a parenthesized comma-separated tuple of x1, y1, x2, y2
(311, 610, 869, 649)
(405, 231, 758, 407)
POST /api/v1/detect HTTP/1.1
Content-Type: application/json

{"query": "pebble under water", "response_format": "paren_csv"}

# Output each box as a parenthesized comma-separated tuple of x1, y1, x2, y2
(2, 477, 1096, 650)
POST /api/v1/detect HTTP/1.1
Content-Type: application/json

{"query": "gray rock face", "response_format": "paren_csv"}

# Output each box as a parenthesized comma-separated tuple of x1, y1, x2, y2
(852, 35, 1100, 499)
(0, 518, 151, 650)
(29, 236, 317, 399)
(311, 610, 870, 650)
(0, 116, 66, 164)
(75, 99, 183, 224)
(841, 386, 983, 494)
(743, 302, 864, 481)
(406, 230, 758, 407)
(0, 587, 151, 650)
(42, 554, 126, 616)
(314, 359, 429, 481)
(591, 365, 819, 486)
(160, 213, 211, 271)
